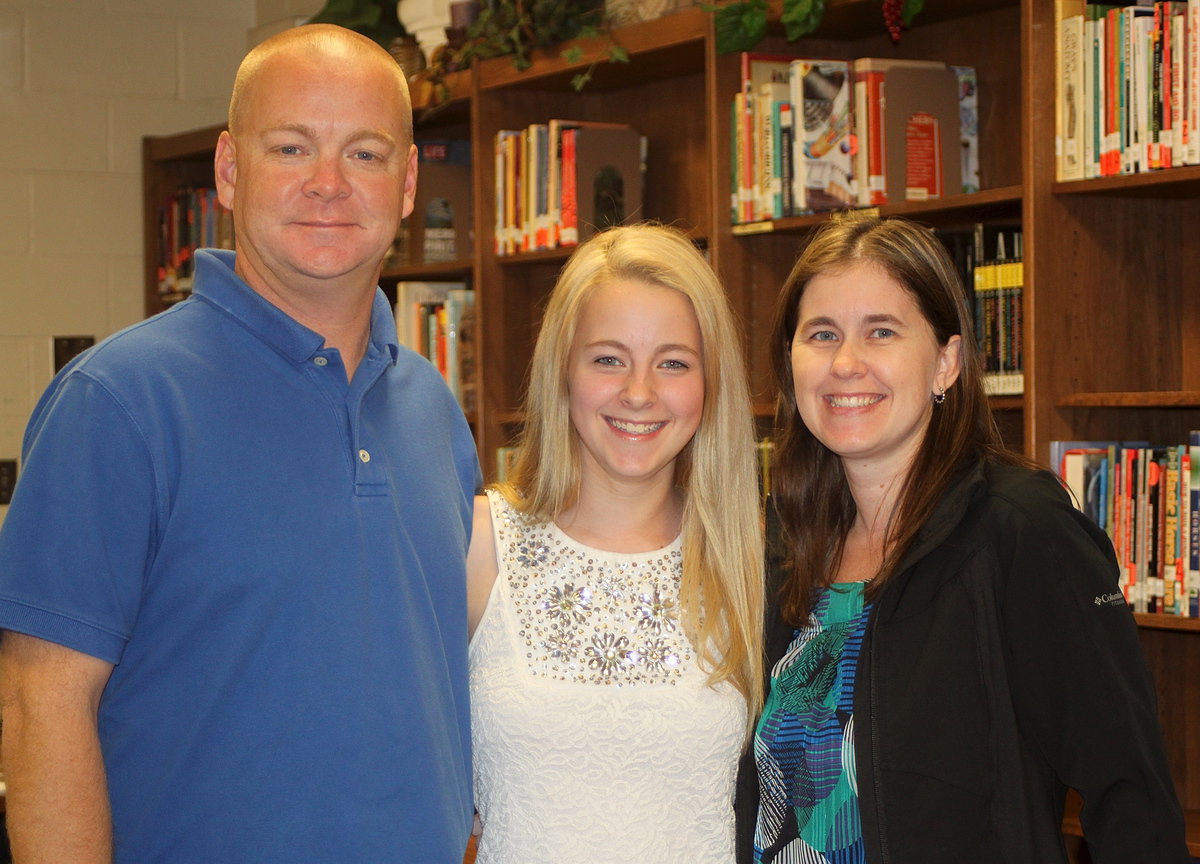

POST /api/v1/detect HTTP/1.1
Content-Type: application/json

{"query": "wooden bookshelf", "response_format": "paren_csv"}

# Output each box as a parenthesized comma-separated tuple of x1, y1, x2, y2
(141, 2, 1200, 852)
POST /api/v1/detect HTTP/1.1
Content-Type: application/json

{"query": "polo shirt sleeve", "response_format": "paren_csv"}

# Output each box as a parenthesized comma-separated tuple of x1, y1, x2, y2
(0, 370, 159, 664)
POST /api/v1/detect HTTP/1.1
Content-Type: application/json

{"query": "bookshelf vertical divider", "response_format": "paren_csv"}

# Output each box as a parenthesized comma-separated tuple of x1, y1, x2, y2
(140, 2, 1199, 852)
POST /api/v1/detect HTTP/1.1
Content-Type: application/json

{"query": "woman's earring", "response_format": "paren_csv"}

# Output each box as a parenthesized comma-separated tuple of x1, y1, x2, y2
(933, 388, 946, 405)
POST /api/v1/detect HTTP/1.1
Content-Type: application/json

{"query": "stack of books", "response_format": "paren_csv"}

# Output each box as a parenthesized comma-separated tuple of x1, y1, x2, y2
(493, 120, 645, 255)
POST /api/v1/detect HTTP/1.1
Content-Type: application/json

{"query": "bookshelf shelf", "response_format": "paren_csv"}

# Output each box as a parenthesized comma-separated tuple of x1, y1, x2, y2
(381, 259, 474, 282)
(1132, 613, 1200, 633)
(1057, 391, 1200, 409)
(1053, 164, 1200, 198)
(729, 187, 1024, 237)
(495, 247, 575, 267)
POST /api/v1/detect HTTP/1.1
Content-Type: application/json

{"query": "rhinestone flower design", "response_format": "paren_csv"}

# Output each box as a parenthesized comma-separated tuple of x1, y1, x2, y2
(587, 632, 632, 676)
(540, 583, 592, 625)
(495, 494, 692, 686)
(635, 590, 679, 634)
(640, 638, 681, 675)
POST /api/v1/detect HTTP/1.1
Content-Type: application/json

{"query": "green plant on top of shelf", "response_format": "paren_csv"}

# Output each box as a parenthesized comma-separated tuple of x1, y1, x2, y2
(708, 0, 925, 53)
(417, 0, 629, 105)
(306, 0, 409, 48)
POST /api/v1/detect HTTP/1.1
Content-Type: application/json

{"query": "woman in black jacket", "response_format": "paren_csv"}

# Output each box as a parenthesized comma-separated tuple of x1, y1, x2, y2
(736, 215, 1189, 864)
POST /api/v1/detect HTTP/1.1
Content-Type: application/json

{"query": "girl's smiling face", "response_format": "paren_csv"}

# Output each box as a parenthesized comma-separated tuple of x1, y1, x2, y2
(568, 279, 705, 492)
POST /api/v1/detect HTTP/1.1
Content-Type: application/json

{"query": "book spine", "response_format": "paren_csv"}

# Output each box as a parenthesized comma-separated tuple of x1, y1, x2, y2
(867, 70, 888, 205)
(779, 102, 794, 217)
(560, 128, 578, 246)
(1190, 431, 1200, 615)
(1061, 10, 1086, 179)
(1165, 445, 1181, 613)
(1189, 2, 1200, 163)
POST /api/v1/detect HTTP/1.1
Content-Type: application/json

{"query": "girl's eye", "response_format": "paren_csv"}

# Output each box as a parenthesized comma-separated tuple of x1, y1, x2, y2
(660, 359, 690, 370)
(594, 355, 622, 367)
(871, 327, 896, 339)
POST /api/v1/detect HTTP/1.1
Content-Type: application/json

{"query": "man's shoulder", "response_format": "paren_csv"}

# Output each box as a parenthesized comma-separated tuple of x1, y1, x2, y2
(69, 302, 218, 382)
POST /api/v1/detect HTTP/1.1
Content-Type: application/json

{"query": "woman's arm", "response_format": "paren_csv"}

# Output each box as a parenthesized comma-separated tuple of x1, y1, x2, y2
(466, 493, 499, 637)
(997, 470, 1189, 863)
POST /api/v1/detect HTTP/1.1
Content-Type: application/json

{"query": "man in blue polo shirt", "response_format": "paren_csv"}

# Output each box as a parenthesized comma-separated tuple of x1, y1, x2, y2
(0, 24, 478, 864)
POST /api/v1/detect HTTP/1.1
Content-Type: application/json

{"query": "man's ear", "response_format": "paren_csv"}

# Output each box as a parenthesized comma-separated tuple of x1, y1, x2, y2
(214, 130, 237, 210)
(400, 143, 418, 220)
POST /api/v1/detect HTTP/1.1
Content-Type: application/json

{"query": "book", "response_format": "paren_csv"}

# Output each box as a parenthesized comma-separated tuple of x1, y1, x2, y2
(1190, 431, 1200, 615)
(852, 57, 959, 205)
(406, 139, 472, 266)
(758, 80, 790, 219)
(443, 287, 476, 413)
(1163, 444, 1183, 613)
(393, 281, 467, 354)
(1123, 5, 1155, 174)
(739, 53, 793, 222)
(1101, 5, 1124, 175)
(570, 124, 644, 241)
(1083, 6, 1120, 178)
(953, 65, 981, 193)
(494, 129, 523, 256)
(886, 64, 963, 201)
(546, 119, 629, 246)
(778, 101, 796, 216)
(1059, 2, 1087, 180)
(790, 58, 856, 213)
(972, 224, 1024, 396)
(1188, 2, 1200, 164)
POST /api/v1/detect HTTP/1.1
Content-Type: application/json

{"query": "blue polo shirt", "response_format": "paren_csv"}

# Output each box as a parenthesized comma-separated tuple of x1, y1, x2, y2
(0, 250, 479, 863)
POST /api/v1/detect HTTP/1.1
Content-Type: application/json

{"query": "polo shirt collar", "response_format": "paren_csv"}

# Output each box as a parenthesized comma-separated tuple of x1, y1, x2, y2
(192, 249, 400, 367)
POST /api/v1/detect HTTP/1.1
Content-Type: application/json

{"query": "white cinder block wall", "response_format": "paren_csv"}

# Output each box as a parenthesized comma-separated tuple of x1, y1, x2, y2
(0, 0, 324, 526)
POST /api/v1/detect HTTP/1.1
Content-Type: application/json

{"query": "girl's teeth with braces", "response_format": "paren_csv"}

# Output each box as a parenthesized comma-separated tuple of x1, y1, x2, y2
(609, 418, 666, 434)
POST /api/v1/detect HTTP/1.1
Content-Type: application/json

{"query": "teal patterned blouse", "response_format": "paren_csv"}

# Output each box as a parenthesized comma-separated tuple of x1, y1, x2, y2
(752, 582, 872, 864)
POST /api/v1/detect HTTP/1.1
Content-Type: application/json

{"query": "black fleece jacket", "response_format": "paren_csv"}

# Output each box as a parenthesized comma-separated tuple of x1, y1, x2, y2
(736, 460, 1189, 864)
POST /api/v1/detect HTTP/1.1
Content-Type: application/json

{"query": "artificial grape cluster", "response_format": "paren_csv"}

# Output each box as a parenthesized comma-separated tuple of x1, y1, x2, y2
(883, 0, 904, 42)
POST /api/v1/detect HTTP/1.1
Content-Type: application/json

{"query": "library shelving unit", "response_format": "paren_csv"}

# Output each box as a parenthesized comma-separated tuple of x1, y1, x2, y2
(141, 1, 1198, 854)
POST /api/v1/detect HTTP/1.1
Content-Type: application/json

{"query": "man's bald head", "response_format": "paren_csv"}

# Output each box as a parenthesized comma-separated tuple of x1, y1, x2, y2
(228, 24, 413, 145)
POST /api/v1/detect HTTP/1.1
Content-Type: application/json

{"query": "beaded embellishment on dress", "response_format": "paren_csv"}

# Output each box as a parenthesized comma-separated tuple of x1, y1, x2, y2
(495, 501, 691, 686)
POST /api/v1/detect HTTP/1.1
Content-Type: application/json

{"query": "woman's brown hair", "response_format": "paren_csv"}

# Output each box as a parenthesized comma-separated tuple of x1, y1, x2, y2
(770, 214, 1022, 624)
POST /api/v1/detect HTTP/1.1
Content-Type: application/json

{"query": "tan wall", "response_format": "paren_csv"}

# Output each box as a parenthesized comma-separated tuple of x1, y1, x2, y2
(0, 0, 331, 526)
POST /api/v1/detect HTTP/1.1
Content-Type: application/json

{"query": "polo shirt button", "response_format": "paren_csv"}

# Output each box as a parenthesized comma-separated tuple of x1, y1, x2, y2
(358, 449, 371, 463)
(314, 356, 328, 366)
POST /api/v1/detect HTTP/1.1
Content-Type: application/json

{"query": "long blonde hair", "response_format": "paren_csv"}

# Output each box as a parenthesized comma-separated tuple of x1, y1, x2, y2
(498, 223, 764, 716)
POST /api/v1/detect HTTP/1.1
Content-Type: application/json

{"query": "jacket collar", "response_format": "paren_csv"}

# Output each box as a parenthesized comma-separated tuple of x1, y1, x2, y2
(893, 457, 988, 574)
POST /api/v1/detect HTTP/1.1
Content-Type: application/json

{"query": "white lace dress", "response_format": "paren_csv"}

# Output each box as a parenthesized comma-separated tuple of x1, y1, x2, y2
(469, 490, 746, 863)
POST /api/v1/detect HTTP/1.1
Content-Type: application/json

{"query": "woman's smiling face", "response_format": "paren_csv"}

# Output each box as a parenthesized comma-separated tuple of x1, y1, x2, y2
(790, 259, 960, 480)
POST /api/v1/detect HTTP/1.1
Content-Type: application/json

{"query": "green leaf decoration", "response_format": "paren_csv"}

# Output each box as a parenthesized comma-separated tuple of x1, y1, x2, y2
(608, 44, 630, 64)
(780, 0, 825, 41)
(562, 45, 585, 64)
(571, 72, 592, 91)
(306, 0, 407, 49)
(713, 0, 769, 55)
(902, 0, 924, 27)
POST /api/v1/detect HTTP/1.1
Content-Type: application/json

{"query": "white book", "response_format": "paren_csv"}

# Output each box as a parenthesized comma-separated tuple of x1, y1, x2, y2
(1188, 2, 1200, 163)
(1061, 11, 1086, 180)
